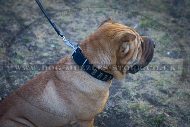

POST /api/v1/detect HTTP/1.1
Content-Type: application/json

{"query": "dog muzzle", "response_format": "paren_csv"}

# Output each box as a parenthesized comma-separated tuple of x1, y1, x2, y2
(128, 37, 155, 74)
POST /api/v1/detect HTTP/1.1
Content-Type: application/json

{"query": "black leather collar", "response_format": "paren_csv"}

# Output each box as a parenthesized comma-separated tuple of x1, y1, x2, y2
(72, 47, 113, 82)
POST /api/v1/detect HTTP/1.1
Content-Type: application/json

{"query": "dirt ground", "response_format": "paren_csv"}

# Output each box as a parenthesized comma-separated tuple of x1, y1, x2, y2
(0, 0, 190, 127)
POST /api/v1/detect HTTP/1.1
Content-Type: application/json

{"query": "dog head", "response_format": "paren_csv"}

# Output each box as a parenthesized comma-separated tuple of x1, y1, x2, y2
(98, 19, 155, 79)
(80, 19, 155, 79)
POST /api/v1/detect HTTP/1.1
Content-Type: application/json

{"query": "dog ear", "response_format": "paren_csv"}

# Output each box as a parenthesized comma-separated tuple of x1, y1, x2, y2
(99, 18, 113, 27)
(113, 32, 137, 79)
(119, 42, 130, 56)
(119, 32, 136, 56)
(120, 32, 136, 42)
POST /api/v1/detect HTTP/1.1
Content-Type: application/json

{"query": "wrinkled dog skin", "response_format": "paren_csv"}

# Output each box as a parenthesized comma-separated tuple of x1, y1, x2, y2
(0, 19, 154, 127)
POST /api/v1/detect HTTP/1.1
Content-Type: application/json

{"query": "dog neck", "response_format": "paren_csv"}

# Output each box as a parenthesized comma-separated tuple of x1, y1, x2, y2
(79, 35, 128, 80)
(79, 38, 113, 76)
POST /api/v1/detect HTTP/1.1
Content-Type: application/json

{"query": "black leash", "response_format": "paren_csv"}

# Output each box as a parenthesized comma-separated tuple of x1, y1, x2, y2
(35, 0, 77, 50)
(35, 0, 114, 81)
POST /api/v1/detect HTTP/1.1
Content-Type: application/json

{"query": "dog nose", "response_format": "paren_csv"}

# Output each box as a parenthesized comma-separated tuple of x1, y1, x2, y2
(150, 38, 155, 48)
(152, 41, 156, 48)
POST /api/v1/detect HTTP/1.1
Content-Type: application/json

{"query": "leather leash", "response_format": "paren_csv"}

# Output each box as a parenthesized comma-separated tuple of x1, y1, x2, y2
(35, 0, 77, 50)
(34, 0, 113, 81)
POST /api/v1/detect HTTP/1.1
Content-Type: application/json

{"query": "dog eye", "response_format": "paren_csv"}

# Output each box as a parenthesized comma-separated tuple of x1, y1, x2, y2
(141, 41, 143, 49)
(121, 48, 125, 53)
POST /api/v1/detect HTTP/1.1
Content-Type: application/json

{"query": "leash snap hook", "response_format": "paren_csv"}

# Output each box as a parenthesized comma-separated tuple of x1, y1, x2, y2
(35, 0, 77, 52)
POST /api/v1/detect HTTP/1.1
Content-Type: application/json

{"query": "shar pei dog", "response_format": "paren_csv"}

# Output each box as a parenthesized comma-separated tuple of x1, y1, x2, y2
(0, 19, 155, 127)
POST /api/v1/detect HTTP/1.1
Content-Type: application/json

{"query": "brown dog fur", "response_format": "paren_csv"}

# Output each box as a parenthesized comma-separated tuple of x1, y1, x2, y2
(0, 20, 154, 127)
